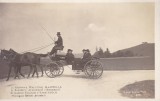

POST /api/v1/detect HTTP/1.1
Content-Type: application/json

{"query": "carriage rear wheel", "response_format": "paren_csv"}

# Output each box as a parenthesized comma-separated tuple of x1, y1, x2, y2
(45, 62, 64, 78)
(84, 60, 103, 79)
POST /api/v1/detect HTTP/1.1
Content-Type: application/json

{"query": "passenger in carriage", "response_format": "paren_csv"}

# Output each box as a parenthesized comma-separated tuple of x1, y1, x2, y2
(80, 49, 92, 68)
(65, 49, 75, 65)
(82, 49, 92, 63)
(50, 32, 63, 56)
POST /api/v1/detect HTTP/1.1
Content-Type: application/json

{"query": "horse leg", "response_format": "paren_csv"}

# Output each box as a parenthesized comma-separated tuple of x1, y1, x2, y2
(32, 65, 38, 78)
(6, 64, 12, 81)
(14, 66, 19, 79)
(35, 65, 39, 78)
(32, 68, 36, 77)
(39, 65, 43, 77)
(18, 66, 25, 78)
(27, 66, 33, 78)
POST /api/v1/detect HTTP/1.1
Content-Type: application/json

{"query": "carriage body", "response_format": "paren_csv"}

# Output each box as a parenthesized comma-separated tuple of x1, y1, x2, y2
(72, 58, 83, 70)
(45, 53, 103, 79)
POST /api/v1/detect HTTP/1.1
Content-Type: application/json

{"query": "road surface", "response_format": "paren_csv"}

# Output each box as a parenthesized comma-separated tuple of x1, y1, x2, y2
(0, 66, 154, 99)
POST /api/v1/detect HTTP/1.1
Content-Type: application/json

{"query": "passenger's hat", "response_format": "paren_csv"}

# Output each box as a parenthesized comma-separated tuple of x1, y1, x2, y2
(57, 32, 61, 35)
(82, 49, 86, 51)
(86, 49, 90, 52)
(68, 49, 73, 52)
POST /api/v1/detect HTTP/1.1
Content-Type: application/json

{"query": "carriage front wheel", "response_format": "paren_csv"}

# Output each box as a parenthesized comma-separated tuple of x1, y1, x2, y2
(45, 62, 64, 78)
(84, 60, 103, 79)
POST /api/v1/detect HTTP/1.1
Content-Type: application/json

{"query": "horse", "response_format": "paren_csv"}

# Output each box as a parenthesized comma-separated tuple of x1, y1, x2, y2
(1, 49, 47, 81)
(1, 49, 23, 80)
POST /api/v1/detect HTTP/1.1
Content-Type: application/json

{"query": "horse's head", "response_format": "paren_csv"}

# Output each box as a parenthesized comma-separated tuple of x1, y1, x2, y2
(1, 49, 10, 60)
(9, 48, 17, 54)
(1, 49, 17, 61)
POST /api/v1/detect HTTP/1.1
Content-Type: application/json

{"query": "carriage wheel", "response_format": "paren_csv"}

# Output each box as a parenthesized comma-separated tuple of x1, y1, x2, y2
(45, 62, 64, 78)
(55, 61, 64, 76)
(84, 60, 103, 79)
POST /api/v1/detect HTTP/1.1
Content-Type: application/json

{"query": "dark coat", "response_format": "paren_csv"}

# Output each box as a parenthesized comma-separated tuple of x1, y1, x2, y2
(82, 52, 92, 61)
(65, 53, 75, 64)
(55, 36, 63, 46)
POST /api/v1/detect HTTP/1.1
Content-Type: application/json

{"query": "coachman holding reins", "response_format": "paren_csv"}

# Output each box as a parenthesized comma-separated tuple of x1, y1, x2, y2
(50, 32, 64, 56)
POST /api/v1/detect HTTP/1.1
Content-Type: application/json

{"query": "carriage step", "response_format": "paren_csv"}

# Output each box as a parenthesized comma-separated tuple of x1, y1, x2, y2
(75, 70, 82, 74)
(76, 72, 80, 74)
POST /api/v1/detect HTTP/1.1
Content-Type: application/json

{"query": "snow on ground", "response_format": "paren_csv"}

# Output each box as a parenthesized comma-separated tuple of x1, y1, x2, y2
(0, 65, 154, 99)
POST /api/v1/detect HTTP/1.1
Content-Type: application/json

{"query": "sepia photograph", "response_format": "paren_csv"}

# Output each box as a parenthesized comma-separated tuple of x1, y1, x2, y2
(0, 1, 156, 99)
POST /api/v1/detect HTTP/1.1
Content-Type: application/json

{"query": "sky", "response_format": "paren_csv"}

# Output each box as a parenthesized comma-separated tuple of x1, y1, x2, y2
(0, 3, 154, 54)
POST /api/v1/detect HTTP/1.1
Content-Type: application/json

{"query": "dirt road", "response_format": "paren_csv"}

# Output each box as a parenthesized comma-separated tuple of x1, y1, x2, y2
(0, 66, 154, 99)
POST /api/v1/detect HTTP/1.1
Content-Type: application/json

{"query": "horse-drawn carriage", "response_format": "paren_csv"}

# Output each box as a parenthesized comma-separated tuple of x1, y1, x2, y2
(45, 50, 103, 79)
(0, 48, 103, 80)
(0, 29, 103, 80)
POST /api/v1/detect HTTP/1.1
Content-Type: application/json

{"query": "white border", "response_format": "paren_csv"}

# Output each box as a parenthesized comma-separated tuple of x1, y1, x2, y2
(0, 0, 159, 101)
(0, 0, 156, 3)
(155, 0, 160, 100)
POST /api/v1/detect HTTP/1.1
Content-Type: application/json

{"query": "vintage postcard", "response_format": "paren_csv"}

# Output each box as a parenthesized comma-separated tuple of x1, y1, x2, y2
(0, 0, 159, 100)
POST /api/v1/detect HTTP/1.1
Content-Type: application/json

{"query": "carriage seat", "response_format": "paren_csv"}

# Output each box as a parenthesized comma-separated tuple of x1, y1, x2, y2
(56, 46, 64, 51)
